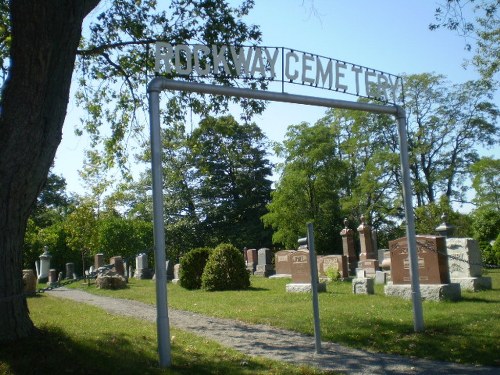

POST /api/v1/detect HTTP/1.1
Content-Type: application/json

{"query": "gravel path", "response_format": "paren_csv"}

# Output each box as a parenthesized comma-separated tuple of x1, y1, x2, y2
(46, 287, 497, 375)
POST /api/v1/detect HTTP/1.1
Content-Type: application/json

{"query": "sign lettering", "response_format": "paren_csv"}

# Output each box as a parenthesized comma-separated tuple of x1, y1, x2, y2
(154, 43, 403, 104)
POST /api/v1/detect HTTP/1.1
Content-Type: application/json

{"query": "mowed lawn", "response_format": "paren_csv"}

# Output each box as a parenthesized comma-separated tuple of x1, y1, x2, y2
(65, 268, 500, 367)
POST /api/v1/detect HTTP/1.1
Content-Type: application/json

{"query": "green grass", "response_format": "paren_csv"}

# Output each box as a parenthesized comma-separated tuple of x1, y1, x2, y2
(67, 269, 500, 367)
(0, 295, 333, 375)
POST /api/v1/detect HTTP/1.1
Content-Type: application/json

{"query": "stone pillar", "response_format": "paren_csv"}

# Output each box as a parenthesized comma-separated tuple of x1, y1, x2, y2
(297, 237, 308, 250)
(340, 218, 357, 275)
(435, 213, 455, 238)
(37, 246, 52, 283)
(358, 215, 375, 260)
(65, 262, 75, 279)
(357, 215, 378, 277)
(95, 253, 105, 269)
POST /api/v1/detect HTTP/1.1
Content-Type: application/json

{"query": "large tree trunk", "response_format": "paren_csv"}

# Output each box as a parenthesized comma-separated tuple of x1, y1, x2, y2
(0, 0, 99, 342)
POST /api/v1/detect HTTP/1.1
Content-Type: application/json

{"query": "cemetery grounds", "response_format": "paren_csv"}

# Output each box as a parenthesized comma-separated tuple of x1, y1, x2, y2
(0, 269, 498, 374)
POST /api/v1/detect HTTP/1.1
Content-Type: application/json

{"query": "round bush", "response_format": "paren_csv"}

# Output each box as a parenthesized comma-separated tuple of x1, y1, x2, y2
(201, 243, 250, 291)
(179, 247, 212, 290)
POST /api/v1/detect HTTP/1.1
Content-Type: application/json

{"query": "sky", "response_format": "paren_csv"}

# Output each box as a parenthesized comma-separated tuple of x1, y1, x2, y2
(53, 0, 498, 201)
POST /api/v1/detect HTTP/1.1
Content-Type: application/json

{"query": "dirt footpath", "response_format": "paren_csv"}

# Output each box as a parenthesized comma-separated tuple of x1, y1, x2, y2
(46, 287, 497, 375)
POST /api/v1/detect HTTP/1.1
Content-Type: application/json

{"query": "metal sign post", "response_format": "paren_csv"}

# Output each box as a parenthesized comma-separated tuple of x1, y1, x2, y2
(306, 222, 322, 353)
(147, 73, 425, 367)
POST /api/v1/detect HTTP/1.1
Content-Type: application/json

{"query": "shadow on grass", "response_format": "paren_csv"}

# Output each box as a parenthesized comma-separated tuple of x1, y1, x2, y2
(333, 311, 499, 367)
(0, 327, 273, 375)
(247, 286, 270, 291)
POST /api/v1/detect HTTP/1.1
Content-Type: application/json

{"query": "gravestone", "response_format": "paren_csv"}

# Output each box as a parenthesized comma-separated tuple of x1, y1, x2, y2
(287, 249, 326, 293)
(22, 269, 37, 295)
(48, 269, 58, 287)
(352, 277, 374, 294)
(36, 247, 52, 283)
(172, 263, 181, 284)
(318, 255, 349, 279)
(385, 235, 461, 301)
(340, 218, 357, 275)
(134, 253, 153, 279)
(254, 248, 275, 277)
(358, 215, 376, 261)
(447, 238, 492, 291)
(274, 250, 295, 276)
(65, 262, 75, 279)
(110, 256, 125, 276)
(357, 215, 379, 277)
(375, 270, 386, 285)
(94, 253, 105, 269)
(389, 235, 449, 284)
(246, 248, 258, 274)
(290, 250, 311, 283)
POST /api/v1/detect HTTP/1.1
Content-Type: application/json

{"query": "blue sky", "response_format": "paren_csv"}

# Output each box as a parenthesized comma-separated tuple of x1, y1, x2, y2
(53, 0, 497, 197)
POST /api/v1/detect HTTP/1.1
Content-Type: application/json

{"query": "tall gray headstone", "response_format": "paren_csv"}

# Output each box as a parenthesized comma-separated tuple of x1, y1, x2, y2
(254, 248, 275, 277)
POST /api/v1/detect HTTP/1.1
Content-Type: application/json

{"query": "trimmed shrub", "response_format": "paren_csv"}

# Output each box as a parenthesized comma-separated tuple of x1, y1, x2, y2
(201, 243, 250, 291)
(179, 247, 212, 290)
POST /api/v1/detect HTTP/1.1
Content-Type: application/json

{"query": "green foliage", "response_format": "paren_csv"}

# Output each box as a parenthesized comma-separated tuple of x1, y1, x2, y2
(179, 247, 213, 290)
(430, 0, 499, 84)
(75, 0, 265, 173)
(97, 216, 153, 261)
(472, 208, 500, 243)
(189, 115, 273, 249)
(414, 197, 473, 237)
(470, 156, 500, 211)
(324, 265, 341, 282)
(201, 243, 250, 291)
(263, 120, 346, 253)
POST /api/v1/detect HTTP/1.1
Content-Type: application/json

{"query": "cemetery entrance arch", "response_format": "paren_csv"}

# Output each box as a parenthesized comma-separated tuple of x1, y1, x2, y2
(148, 75, 424, 367)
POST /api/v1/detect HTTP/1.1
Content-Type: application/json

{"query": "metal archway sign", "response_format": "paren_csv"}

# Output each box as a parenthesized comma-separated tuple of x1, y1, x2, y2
(148, 47, 424, 368)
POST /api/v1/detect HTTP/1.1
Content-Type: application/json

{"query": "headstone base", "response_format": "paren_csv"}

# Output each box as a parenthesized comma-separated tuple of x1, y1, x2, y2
(134, 268, 153, 279)
(375, 271, 387, 285)
(171, 278, 180, 284)
(269, 274, 291, 278)
(246, 263, 257, 275)
(450, 277, 492, 292)
(384, 282, 461, 301)
(285, 283, 326, 293)
(254, 264, 275, 277)
(352, 277, 374, 294)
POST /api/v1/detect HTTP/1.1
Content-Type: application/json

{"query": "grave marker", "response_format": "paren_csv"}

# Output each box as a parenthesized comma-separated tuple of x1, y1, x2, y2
(389, 235, 449, 285)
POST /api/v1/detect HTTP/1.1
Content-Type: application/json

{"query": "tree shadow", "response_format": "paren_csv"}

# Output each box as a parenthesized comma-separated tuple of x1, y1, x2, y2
(0, 326, 276, 375)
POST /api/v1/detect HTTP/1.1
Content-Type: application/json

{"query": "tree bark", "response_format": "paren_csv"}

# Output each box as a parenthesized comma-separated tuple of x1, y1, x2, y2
(0, 0, 99, 342)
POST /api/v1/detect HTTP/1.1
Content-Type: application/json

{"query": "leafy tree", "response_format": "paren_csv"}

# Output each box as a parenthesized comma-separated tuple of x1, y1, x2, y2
(471, 208, 500, 243)
(414, 196, 473, 237)
(399, 74, 498, 206)
(97, 216, 153, 261)
(430, 0, 499, 84)
(64, 201, 100, 259)
(263, 121, 347, 253)
(0, 0, 262, 342)
(470, 156, 500, 210)
(189, 115, 273, 249)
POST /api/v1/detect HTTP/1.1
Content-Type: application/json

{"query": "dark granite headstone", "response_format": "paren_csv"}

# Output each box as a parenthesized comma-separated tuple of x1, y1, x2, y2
(389, 235, 449, 285)
(291, 250, 311, 283)
(275, 250, 295, 275)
